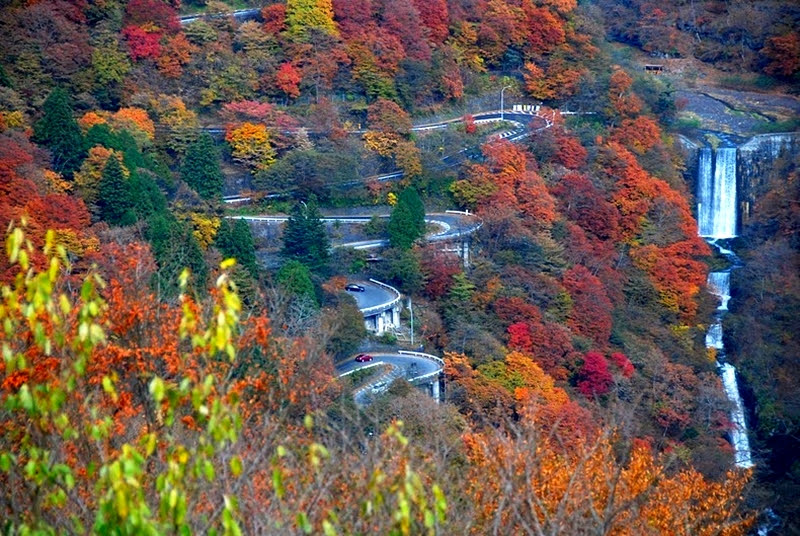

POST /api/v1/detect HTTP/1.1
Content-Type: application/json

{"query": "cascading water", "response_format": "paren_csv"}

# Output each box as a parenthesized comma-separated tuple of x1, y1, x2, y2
(699, 145, 754, 469)
(697, 148, 714, 237)
(707, 271, 731, 310)
(698, 147, 738, 239)
(706, 267, 753, 468)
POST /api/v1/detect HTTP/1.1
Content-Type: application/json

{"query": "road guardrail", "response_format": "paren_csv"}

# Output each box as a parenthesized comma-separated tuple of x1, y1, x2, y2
(398, 350, 444, 382)
(358, 279, 402, 316)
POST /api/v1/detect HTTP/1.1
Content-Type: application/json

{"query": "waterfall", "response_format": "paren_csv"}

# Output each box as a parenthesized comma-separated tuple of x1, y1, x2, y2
(698, 147, 737, 239)
(719, 361, 754, 467)
(705, 268, 753, 469)
(712, 148, 737, 238)
(705, 321, 723, 349)
(698, 144, 753, 470)
(707, 271, 731, 310)
(697, 147, 737, 239)
(697, 148, 714, 237)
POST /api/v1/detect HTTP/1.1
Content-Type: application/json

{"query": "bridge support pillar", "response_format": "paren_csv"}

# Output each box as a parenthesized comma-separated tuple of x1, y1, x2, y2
(431, 379, 440, 403)
(377, 315, 385, 334)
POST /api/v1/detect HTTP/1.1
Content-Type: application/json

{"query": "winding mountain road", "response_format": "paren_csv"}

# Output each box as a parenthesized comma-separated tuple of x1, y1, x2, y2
(222, 109, 550, 204)
(229, 210, 481, 250)
(337, 351, 444, 405)
(179, 8, 261, 25)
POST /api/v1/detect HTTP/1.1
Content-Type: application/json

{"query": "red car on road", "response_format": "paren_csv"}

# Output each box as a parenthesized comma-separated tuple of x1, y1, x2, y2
(354, 353, 373, 362)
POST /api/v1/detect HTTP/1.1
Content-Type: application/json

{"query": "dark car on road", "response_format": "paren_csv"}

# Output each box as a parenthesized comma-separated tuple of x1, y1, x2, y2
(346, 284, 366, 292)
(354, 353, 373, 362)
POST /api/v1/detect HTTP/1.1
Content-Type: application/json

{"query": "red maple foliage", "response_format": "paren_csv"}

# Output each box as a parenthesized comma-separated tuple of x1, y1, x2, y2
(562, 264, 613, 346)
(262, 4, 286, 34)
(411, 0, 448, 44)
(123, 25, 163, 61)
(125, 0, 179, 33)
(554, 133, 588, 169)
(276, 63, 302, 99)
(577, 351, 613, 397)
(420, 247, 461, 299)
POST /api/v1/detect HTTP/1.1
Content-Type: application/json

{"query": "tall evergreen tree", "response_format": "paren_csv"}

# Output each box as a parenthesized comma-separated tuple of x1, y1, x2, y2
(216, 219, 258, 277)
(388, 187, 426, 249)
(276, 260, 318, 307)
(0, 64, 11, 88)
(32, 88, 86, 177)
(182, 133, 224, 200)
(146, 213, 208, 297)
(97, 156, 134, 225)
(281, 200, 330, 273)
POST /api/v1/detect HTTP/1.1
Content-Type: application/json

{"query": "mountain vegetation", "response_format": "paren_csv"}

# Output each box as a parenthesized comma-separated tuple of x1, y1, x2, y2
(0, 0, 796, 532)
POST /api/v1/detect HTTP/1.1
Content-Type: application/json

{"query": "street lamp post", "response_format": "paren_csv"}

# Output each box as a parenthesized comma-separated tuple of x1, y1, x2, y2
(408, 297, 414, 347)
(500, 85, 512, 122)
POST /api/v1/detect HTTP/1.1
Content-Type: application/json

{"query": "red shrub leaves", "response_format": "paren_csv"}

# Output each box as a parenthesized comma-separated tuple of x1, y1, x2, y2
(610, 352, 634, 378)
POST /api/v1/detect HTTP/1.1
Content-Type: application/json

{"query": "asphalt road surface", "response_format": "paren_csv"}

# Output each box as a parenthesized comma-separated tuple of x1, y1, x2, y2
(336, 352, 441, 380)
(345, 281, 398, 311)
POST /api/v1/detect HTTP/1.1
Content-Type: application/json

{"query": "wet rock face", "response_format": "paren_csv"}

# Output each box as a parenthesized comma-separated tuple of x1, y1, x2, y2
(738, 133, 800, 224)
(682, 133, 799, 229)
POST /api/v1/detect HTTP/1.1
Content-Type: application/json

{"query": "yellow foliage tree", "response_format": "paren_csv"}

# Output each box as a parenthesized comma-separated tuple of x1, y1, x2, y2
(395, 140, 423, 180)
(0, 110, 25, 130)
(285, 0, 339, 40)
(43, 170, 71, 194)
(189, 213, 221, 250)
(363, 131, 400, 157)
(226, 122, 277, 172)
(152, 94, 200, 155)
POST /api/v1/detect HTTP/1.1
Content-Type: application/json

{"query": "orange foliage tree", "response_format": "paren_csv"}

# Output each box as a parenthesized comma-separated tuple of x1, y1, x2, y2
(0, 229, 345, 532)
(611, 116, 662, 154)
(455, 140, 557, 231)
(0, 135, 95, 280)
(463, 424, 753, 535)
(604, 142, 709, 319)
(608, 68, 643, 120)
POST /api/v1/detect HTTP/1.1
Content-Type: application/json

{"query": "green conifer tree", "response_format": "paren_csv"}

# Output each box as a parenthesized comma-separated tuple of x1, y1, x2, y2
(0, 64, 11, 87)
(281, 200, 330, 273)
(32, 88, 86, 177)
(146, 213, 209, 296)
(388, 187, 426, 249)
(182, 133, 224, 200)
(216, 219, 259, 277)
(97, 156, 134, 225)
(276, 259, 318, 306)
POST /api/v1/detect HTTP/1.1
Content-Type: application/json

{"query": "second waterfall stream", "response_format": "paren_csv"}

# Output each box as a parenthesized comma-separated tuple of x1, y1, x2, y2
(697, 144, 754, 469)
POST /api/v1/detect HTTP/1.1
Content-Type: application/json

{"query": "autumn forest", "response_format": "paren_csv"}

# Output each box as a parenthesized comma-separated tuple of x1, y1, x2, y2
(1, 0, 799, 534)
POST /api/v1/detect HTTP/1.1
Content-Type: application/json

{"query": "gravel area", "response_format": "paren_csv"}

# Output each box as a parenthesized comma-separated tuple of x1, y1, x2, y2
(677, 88, 800, 136)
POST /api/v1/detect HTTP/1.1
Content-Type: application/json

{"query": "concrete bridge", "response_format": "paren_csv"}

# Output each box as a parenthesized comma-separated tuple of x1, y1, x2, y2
(345, 279, 402, 335)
